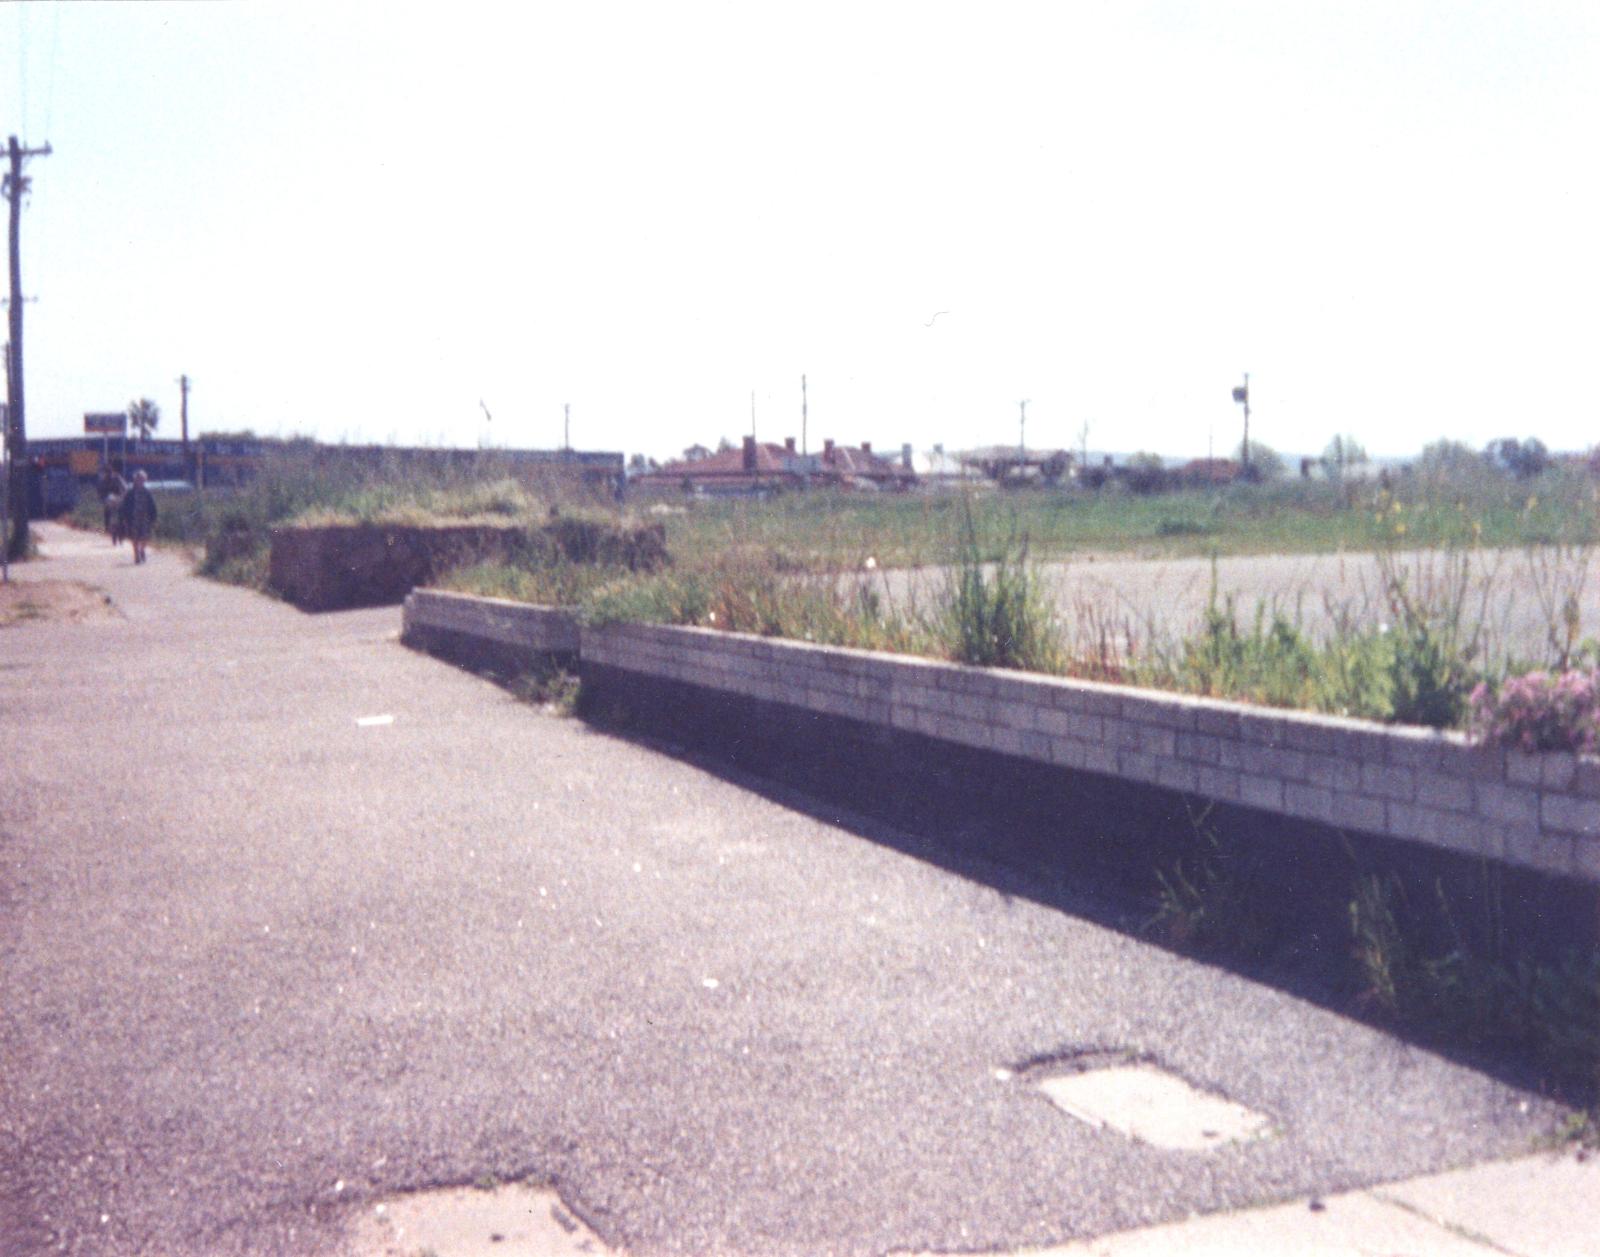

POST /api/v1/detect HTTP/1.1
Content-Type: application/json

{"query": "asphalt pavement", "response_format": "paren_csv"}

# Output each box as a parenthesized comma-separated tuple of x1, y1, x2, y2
(0, 523, 1577, 1256)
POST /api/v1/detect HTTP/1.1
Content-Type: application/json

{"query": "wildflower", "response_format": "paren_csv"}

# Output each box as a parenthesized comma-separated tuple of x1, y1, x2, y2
(1471, 667, 1600, 754)
(863, 556, 877, 571)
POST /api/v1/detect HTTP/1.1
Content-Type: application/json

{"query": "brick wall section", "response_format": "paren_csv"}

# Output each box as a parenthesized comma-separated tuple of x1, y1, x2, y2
(401, 593, 1600, 884)
(403, 589, 580, 654)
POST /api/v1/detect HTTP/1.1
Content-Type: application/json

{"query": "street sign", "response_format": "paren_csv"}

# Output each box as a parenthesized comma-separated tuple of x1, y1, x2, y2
(84, 412, 127, 435)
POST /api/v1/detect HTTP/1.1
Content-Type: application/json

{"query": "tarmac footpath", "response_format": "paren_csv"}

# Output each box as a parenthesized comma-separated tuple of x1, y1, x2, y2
(0, 522, 1590, 1256)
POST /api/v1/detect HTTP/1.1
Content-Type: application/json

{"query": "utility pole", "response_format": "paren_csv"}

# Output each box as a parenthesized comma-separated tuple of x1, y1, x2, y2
(563, 403, 570, 456)
(1019, 399, 1029, 462)
(1232, 372, 1251, 476)
(2, 340, 9, 583)
(177, 373, 191, 477)
(800, 374, 808, 457)
(5, 135, 50, 560)
(750, 389, 756, 440)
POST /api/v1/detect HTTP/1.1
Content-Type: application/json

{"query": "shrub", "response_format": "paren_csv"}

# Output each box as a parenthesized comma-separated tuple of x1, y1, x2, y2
(1470, 669, 1600, 754)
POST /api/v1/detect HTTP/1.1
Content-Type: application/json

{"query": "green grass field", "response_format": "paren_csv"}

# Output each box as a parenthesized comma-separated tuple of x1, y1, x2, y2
(656, 468, 1599, 570)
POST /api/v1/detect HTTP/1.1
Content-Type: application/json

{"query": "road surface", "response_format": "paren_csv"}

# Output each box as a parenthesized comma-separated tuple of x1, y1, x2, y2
(0, 524, 1571, 1255)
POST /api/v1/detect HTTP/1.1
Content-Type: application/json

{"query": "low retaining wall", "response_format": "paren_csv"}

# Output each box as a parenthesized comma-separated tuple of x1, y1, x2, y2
(271, 525, 524, 611)
(402, 589, 579, 674)
(401, 592, 1600, 888)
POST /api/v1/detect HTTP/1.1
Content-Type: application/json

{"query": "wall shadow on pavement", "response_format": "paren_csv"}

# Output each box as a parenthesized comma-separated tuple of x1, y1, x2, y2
(576, 661, 1600, 1108)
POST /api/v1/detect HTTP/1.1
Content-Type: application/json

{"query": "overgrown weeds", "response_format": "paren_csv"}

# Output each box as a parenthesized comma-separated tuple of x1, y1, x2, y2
(1349, 871, 1600, 1093)
(565, 495, 1068, 672)
(1145, 820, 1600, 1097)
(581, 548, 935, 655)
(1145, 804, 1279, 960)
(939, 499, 1064, 672)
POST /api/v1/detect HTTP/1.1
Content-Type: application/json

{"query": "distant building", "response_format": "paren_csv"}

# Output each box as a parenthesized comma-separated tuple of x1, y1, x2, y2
(911, 443, 986, 487)
(634, 436, 918, 495)
(1177, 458, 1240, 486)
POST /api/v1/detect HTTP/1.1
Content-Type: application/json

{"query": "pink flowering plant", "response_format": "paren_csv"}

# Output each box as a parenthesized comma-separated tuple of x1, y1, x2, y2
(1470, 668, 1600, 754)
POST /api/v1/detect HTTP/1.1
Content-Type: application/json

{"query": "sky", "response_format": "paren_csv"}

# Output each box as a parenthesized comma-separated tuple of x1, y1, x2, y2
(2, 1, 1597, 462)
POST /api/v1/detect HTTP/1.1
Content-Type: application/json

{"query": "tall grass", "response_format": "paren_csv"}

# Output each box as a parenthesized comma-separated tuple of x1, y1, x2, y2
(938, 499, 1064, 672)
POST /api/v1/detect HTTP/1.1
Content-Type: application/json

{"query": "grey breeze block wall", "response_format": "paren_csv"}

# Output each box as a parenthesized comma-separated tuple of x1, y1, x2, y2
(404, 590, 1600, 886)
(406, 589, 580, 655)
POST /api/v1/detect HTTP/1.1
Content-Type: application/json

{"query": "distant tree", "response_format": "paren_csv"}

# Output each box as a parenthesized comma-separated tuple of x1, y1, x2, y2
(716, 436, 735, 453)
(1485, 437, 1550, 480)
(1321, 434, 1369, 480)
(1235, 439, 1284, 481)
(1415, 438, 1480, 479)
(1124, 451, 1168, 494)
(127, 398, 161, 443)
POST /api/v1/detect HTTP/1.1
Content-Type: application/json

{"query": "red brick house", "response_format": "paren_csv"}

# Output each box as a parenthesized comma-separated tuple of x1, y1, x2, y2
(635, 436, 917, 495)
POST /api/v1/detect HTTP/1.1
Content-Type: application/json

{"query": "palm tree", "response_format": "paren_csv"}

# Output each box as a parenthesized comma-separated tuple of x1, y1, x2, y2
(127, 397, 160, 443)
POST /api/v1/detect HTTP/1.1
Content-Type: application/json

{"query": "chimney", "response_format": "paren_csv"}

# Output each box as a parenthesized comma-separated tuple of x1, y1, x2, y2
(742, 434, 757, 471)
(902, 443, 912, 469)
(785, 436, 796, 453)
(861, 441, 872, 456)
(823, 438, 835, 461)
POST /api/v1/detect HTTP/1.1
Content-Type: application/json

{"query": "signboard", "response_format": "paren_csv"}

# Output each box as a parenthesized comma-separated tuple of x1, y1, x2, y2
(84, 412, 127, 435)
(1231, 386, 1248, 404)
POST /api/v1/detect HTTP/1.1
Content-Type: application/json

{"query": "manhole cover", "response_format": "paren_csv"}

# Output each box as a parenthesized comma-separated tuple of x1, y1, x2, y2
(1037, 1063, 1271, 1151)
(346, 1181, 613, 1256)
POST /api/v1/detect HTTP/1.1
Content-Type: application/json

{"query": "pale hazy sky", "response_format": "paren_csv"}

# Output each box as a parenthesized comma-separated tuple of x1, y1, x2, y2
(4, 2, 1597, 461)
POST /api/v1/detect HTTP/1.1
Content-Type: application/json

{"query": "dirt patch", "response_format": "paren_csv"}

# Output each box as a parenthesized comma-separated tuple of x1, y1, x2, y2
(0, 579, 115, 627)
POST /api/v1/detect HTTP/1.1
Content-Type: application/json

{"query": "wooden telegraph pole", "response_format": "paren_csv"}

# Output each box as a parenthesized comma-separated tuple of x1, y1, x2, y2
(1232, 372, 1251, 477)
(177, 374, 191, 475)
(5, 135, 50, 559)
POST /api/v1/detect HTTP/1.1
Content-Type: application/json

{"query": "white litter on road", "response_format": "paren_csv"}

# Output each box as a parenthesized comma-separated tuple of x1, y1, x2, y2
(355, 714, 394, 727)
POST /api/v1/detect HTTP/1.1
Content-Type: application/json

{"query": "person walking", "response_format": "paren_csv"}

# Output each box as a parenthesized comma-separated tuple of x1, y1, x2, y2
(97, 464, 127, 545)
(119, 471, 158, 565)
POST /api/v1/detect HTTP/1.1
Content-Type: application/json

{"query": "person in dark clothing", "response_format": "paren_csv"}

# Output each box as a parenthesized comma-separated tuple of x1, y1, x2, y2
(97, 465, 127, 544)
(119, 470, 158, 565)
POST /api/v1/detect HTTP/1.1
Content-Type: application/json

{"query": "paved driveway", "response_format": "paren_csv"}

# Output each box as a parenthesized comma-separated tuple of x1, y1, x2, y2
(0, 524, 1570, 1256)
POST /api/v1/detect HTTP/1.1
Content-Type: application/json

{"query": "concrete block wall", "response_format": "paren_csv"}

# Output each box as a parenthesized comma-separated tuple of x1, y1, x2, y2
(404, 589, 580, 654)
(403, 594, 1600, 885)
